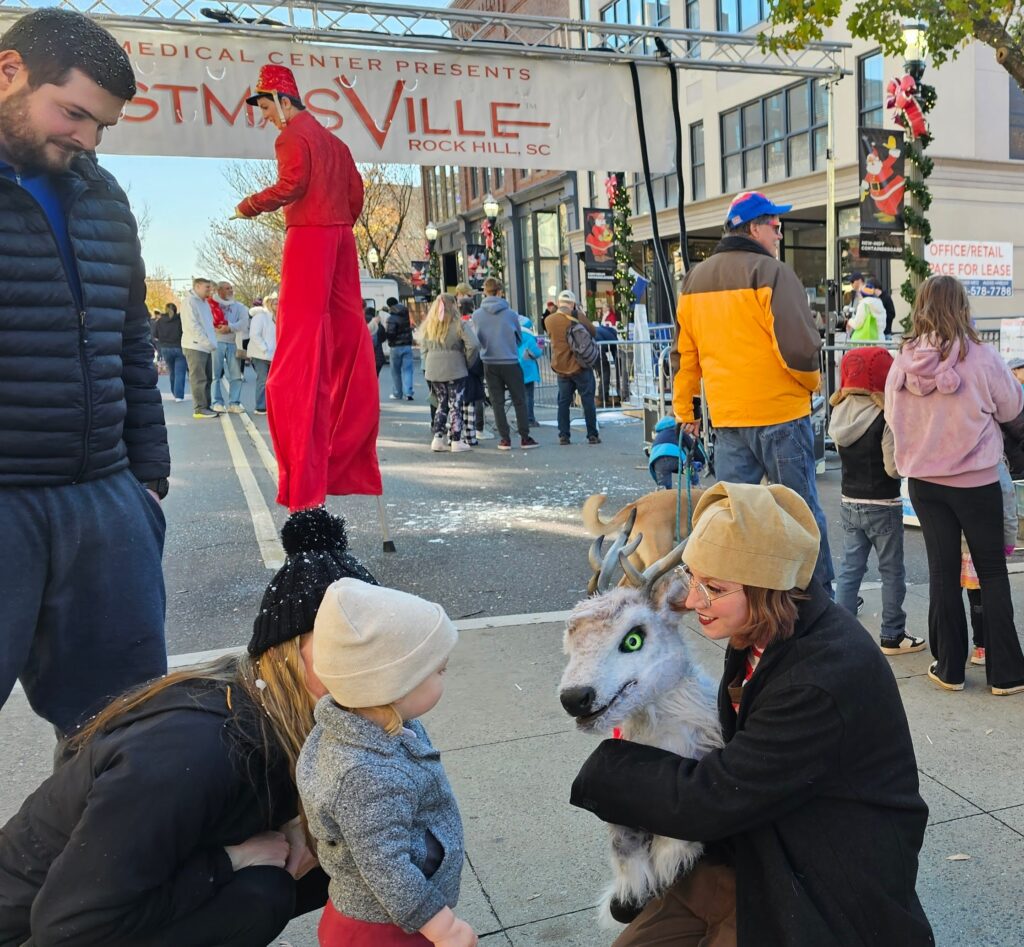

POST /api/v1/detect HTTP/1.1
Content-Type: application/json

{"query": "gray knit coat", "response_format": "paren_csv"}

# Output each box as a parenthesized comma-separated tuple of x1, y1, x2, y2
(297, 697, 465, 932)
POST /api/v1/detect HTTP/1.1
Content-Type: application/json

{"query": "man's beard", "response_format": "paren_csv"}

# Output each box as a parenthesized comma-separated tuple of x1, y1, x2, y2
(0, 90, 81, 173)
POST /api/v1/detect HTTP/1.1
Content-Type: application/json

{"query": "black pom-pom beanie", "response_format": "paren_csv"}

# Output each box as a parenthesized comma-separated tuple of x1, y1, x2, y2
(248, 508, 378, 657)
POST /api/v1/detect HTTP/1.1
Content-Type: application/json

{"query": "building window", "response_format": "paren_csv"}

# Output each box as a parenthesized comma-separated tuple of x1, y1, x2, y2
(469, 168, 478, 199)
(720, 79, 827, 192)
(1011, 77, 1024, 159)
(690, 122, 705, 200)
(494, 167, 504, 189)
(685, 0, 699, 28)
(858, 51, 885, 128)
(481, 168, 490, 195)
(600, 0, 669, 51)
(717, 0, 765, 33)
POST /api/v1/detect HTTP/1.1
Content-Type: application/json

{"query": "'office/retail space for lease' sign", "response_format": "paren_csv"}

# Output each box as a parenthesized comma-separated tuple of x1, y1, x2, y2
(926, 240, 1014, 298)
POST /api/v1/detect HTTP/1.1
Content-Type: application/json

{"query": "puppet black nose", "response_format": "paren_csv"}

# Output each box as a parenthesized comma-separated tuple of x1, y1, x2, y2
(560, 686, 597, 717)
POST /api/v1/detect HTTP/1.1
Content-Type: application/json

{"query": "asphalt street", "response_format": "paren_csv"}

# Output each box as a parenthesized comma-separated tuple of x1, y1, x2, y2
(161, 360, 935, 656)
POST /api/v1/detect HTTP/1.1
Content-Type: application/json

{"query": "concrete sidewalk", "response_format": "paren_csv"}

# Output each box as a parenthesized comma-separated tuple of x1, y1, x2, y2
(3, 585, 1024, 946)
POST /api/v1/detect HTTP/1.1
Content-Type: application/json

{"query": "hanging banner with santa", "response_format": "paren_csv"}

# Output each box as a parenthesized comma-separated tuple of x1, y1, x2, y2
(410, 261, 430, 300)
(584, 208, 616, 280)
(465, 245, 490, 290)
(858, 128, 906, 258)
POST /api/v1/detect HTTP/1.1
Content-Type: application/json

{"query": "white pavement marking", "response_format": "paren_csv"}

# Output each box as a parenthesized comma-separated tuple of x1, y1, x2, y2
(166, 609, 574, 669)
(239, 410, 279, 479)
(220, 413, 285, 570)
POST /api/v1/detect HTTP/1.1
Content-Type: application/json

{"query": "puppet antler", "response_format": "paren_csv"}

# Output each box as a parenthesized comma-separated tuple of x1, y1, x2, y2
(587, 508, 641, 595)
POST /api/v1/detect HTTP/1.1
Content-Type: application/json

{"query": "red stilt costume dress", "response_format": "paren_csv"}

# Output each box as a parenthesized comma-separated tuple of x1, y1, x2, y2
(238, 66, 381, 511)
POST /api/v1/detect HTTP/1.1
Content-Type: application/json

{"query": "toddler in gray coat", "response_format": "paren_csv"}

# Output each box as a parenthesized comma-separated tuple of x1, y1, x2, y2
(298, 578, 476, 947)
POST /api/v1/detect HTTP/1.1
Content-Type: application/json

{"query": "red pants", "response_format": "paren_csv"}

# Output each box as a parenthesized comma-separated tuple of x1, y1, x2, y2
(318, 900, 431, 946)
(267, 224, 382, 511)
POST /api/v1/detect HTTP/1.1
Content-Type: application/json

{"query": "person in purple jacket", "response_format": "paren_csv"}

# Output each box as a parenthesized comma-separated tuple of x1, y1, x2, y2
(885, 275, 1024, 695)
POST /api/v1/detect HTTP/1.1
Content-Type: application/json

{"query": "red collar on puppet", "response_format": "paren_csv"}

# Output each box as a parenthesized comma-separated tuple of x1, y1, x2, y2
(246, 65, 304, 124)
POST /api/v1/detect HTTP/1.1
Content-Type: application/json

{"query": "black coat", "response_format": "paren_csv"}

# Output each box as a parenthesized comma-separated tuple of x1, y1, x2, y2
(152, 313, 183, 348)
(385, 305, 414, 347)
(0, 682, 326, 947)
(0, 154, 168, 487)
(1001, 407, 1024, 480)
(571, 583, 934, 947)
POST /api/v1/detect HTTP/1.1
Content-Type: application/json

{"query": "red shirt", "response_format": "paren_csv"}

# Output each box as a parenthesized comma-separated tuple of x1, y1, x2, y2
(238, 111, 364, 227)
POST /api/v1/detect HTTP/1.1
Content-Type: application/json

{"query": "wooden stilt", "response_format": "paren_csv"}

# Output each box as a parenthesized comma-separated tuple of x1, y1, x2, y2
(376, 493, 396, 553)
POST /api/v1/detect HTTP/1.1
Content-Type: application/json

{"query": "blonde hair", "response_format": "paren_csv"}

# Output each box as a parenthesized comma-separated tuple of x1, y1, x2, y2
(70, 638, 317, 785)
(454, 282, 473, 297)
(420, 293, 459, 344)
(901, 275, 981, 363)
(352, 704, 404, 736)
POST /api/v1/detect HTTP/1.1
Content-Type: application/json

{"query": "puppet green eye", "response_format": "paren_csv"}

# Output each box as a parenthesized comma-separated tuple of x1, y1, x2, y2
(619, 627, 645, 653)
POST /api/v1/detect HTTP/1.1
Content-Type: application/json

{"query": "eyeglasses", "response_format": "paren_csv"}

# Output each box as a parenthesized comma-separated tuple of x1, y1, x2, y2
(756, 219, 783, 237)
(680, 566, 744, 610)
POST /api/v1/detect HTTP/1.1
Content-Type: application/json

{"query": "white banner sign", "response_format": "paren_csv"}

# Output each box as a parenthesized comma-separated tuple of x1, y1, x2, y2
(0, 15, 676, 171)
(925, 240, 1014, 298)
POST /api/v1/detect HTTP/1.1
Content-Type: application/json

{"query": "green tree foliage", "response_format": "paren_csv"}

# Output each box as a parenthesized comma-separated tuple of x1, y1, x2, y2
(764, 1, 1024, 90)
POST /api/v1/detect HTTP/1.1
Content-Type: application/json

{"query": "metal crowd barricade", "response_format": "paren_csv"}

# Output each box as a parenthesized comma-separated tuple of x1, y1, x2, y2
(531, 335, 676, 429)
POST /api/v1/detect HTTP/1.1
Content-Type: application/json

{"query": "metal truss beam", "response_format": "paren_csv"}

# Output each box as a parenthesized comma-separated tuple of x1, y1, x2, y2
(0, 0, 849, 78)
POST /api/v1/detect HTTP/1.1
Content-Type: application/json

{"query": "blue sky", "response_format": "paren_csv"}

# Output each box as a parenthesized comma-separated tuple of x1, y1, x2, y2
(102, 155, 237, 286)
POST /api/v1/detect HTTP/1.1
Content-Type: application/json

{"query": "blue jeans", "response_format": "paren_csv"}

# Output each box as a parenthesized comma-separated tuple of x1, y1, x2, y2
(714, 416, 834, 592)
(390, 345, 414, 397)
(557, 370, 598, 439)
(252, 357, 271, 411)
(0, 470, 167, 733)
(211, 339, 242, 406)
(835, 502, 906, 639)
(160, 346, 187, 400)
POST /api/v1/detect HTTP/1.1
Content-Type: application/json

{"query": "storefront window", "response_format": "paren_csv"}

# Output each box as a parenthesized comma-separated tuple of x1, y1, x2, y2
(858, 51, 885, 128)
(519, 207, 566, 321)
(781, 220, 826, 326)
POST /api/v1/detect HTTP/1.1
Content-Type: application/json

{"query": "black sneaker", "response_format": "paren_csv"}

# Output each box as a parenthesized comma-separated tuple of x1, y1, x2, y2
(406, 395, 414, 401)
(587, 434, 601, 445)
(520, 436, 539, 449)
(497, 438, 512, 451)
(880, 634, 926, 655)
(559, 435, 571, 446)
(856, 596, 864, 616)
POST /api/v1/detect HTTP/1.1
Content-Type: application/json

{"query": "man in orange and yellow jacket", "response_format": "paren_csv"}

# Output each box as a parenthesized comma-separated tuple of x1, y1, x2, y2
(673, 190, 833, 592)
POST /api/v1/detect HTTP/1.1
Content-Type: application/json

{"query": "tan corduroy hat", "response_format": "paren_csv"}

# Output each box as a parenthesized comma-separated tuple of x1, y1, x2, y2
(313, 578, 458, 707)
(682, 482, 820, 591)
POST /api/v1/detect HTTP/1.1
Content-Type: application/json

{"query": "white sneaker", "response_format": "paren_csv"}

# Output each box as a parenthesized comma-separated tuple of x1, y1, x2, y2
(173, 397, 184, 402)
(476, 428, 495, 440)
(211, 403, 227, 413)
(227, 404, 244, 414)
(431, 434, 446, 452)
(450, 440, 472, 453)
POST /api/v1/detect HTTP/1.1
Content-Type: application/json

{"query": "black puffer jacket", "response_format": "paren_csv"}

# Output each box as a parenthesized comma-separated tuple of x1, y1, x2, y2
(386, 304, 414, 347)
(0, 154, 168, 487)
(0, 681, 327, 947)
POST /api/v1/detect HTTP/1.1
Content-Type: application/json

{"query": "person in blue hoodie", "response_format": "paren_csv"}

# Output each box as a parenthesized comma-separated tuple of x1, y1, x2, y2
(471, 277, 539, 450)
(517, 315, 543, 427)
(648, 416, 706, 490)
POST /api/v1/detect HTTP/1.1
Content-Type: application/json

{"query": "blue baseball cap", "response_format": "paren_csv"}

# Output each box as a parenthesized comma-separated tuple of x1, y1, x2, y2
(725, 191, 792, 229)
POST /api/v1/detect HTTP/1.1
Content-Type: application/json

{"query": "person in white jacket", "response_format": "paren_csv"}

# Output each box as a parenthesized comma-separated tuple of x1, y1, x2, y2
(847, 277, 886, 342)
(248, 294, 278, 415)
(182, 278, 219, 419)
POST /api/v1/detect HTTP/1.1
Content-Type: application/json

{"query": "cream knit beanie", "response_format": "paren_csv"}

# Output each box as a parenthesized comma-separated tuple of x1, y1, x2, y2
(313, 578, 458, 707)
(682, 482, 820, 591)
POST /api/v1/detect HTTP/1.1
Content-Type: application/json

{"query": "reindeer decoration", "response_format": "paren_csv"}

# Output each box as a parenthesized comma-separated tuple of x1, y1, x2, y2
(560, 517, 723, 925)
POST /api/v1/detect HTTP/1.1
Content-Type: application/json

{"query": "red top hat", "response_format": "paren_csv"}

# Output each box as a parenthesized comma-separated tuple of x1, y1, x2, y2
(246, 65, 304, 107)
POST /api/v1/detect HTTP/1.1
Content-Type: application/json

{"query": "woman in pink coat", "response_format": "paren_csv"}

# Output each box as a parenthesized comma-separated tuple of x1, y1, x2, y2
(885, 275, 1024, 695)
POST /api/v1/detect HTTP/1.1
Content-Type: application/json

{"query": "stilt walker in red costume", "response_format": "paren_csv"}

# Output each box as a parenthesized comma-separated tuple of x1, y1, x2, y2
(235, 66, 382, 511)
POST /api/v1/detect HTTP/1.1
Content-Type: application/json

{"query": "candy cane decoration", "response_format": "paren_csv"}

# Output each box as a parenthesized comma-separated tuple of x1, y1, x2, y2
(886, 74, 928, 140)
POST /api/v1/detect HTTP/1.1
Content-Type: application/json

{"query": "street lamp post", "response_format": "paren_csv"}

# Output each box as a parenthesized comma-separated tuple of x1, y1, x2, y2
(425, 222, 441, 298)
(367, 246, 379, 279)
(899, 20, 933, 311)
(481, 193, 504, 283)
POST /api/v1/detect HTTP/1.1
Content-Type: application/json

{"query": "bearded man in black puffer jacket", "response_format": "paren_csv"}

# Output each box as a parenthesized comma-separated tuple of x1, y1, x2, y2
(0, 9, 170, 734)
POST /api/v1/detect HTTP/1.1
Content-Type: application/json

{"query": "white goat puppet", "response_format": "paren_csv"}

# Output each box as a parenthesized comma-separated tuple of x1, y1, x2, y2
(559, 512, 723, 925)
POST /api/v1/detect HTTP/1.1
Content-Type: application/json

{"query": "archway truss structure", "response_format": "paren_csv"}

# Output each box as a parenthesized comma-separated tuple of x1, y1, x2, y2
(3, 0, 847, 79)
